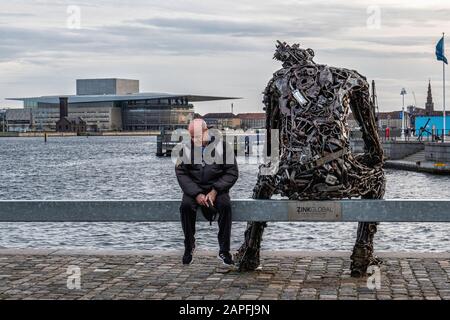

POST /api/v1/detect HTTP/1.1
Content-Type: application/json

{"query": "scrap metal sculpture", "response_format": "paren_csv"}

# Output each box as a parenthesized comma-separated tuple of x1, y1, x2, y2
(234, 41, 385, 277)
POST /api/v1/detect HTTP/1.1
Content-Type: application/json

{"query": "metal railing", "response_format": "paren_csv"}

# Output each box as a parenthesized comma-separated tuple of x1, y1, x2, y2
(349, 129, 449, 143)
(0, 200, 449, 222)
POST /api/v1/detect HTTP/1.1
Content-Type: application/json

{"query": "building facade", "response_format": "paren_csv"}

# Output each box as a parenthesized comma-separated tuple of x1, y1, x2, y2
(377, 110, 411, 130)
(203, 113, 241, 129)
(30, 101, 122, 131)
(415, 115, 450, 136)
(237, 113, 265, 129)
(121, 97, 193, 131)
(405, 81, 449, 134)
(56, 117, 87, 133)
(76, 78, 139, 96)
(55, 97, 87, 133)
(0, 109, 6, 132)
(5, 109, 33, 132)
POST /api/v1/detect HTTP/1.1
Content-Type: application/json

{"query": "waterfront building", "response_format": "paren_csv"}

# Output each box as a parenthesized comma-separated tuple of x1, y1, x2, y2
(202, 113, 241, 129)
(55, 97, 87, 133)
(371, 82, 439, 133)
(237, 113, 266, 129)
(407, 81, 450, 135)
(377, 110, 411, 130)
(5, 109, 33, 132)
(76, 78, 139, 96)
(0, 109, 6, 132)
(56, 117, 87, 133)
(415, 115, 450, 136)
(8, 78, 238, 132)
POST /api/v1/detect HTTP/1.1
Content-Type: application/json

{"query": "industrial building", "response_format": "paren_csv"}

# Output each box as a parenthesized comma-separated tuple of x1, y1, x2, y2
(55, 97, 87, 133)
(7, 78, 238, 132)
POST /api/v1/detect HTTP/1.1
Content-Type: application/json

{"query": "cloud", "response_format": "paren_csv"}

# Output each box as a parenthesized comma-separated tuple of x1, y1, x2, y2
(321, 47, 432, 60)
(136, 17, 281, 37)
(351, 36, 435, 47)
(1, 0, 450, 112)
(134, 16, 348, 38)
(0, 24, 261, 65)
(0, 12, 35, 17)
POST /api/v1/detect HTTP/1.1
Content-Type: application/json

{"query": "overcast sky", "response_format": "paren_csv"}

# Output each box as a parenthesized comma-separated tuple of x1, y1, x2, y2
(1, 0, 450, 114)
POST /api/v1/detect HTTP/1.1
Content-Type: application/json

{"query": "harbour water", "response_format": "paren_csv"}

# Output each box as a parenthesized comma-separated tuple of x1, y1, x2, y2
(1, 136, 450, 252)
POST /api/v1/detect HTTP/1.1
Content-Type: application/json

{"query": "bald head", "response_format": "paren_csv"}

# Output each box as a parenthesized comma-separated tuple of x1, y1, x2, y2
(188, 118, 208, 146)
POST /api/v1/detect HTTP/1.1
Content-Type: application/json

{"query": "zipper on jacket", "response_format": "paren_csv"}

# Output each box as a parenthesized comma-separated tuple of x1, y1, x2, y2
(201, 159, 205, 184)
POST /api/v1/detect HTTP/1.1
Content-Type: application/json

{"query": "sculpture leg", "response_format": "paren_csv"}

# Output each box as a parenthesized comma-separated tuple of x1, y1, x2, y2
(350, 175, 385, 277)
(350, 222, 380, 277)
(235, 176, 274, 271)
(234, 221, 267, 271)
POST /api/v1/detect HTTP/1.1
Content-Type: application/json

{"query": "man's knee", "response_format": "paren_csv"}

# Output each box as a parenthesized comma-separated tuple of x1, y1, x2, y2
(216, 193, 231, 212)
(180, 195, 197, 213)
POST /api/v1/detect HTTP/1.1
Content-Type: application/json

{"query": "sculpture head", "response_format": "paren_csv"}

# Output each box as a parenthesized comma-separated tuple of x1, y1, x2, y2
(274, 41, 315, 66)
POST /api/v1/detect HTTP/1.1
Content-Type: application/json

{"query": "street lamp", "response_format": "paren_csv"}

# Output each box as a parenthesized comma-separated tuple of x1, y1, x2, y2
(400, 88, 407, 140)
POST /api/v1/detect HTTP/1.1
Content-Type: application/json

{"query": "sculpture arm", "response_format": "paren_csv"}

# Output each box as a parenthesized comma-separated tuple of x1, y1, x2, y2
(252, 79, 280, 200)
(348, 74, 384, 167)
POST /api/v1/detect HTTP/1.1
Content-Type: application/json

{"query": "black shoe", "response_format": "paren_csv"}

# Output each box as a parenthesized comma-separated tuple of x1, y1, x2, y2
(218, 252, 234, 265)
(183, 248, 194, 265)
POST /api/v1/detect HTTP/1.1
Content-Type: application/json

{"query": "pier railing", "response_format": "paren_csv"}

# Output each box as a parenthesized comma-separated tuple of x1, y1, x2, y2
(0, 200, 449, 222)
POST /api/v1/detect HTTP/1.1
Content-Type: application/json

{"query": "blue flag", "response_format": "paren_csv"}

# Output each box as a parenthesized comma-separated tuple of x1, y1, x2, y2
(436, 36, 448, 64)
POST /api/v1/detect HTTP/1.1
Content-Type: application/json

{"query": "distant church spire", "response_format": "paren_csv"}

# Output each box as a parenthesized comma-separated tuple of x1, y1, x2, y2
(425, 79, 434, 115)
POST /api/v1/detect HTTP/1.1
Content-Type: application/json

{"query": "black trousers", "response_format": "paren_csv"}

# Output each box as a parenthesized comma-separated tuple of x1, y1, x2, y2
(180, 192, 232, 253)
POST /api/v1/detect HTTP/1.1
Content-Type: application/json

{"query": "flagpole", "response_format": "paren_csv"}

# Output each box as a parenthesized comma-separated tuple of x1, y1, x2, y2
(443, 32, 446, 142)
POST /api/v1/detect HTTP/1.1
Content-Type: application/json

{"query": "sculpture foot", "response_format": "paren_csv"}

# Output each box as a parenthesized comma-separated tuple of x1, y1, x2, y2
(235, 221, 266, 272)
(234, 247, 260, 271)
(350, 244, 382, 278)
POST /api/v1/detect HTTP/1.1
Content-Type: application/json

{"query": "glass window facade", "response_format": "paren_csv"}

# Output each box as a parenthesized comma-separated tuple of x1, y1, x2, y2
(122, 98, 193, 130)
(24, 100, 38, 108)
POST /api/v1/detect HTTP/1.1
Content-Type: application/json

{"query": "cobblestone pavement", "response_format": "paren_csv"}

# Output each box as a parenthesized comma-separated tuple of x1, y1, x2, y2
(0, 249, 449, 300)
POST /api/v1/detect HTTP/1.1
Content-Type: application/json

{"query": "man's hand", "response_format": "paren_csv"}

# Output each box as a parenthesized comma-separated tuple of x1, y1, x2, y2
(205, 189, 217, 207)
(195, 193, 208, 206)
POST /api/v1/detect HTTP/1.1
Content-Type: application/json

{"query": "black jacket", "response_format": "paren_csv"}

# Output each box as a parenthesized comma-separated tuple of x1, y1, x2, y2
(175, 141, 239, 198)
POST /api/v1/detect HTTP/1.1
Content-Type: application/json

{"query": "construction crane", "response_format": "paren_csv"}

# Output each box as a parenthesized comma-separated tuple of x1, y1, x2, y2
(371, 80, 380, 127)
